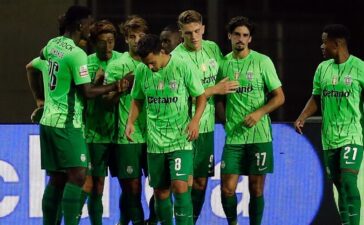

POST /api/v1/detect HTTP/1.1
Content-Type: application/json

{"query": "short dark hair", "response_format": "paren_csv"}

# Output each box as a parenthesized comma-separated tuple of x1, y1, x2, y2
(136, 34, 162, 58)
(63, 5, 91, 32)
(226, 16, 254, 36)
(162, 24, 180, 33)
(323, 24, 350, 41)
(90, 20, 117, 43)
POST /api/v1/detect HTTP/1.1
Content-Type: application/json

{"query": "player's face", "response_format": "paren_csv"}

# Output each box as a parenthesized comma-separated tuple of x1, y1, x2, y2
(180, 22, 205, 51)
(229, 25, 251, 52)
(126, 30, 146, 54)
(321, 32, 337, 59)
(96, 33, 115, 60)
(80, 16, 93, 40)
(160, 31, 181, 54)
(142, 52, 163, 72)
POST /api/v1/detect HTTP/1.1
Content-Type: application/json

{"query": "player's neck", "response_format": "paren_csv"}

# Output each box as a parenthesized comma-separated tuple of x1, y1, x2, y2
(233, 48, 250, 59)
(334, 50, 350, 64)
(161, 54, 172, 68)
(63, 32, 81, 46)
(129, 51, 141, 61)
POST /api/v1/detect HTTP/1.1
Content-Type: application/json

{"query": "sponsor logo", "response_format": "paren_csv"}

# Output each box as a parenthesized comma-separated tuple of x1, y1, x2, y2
(176, 173, 186, 176)
(236, 85, 253, 93)
(147, 96, 178, 104)
(201, 63, 207, 72)
(54, 39, 75, 51)
(158, 81, 164, 90)
(345, 161, 355, 165)
(234, 71, 240, 80)
(322, 89, 350, 98)
(221, 161, 225, 169)
(79, 65, 89, 77)
(258, 167, 268, 171)
(332, 76, 338, 85)
(201, 75, 217, 85)
(50, 49, 64, 58)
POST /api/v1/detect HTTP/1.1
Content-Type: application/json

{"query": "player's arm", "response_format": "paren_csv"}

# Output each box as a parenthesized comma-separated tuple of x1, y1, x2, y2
(187, 93, 207, 141)
(294, 95, 320, 134)
(125, 99, 144, 142)
(204, 77, 239, 98)
(26, 61, 44, 107)
(243, 87, 285, 128)
(77, 80, 128, 99)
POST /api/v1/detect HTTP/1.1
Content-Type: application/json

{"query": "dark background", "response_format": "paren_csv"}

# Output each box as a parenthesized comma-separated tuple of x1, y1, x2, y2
(1, 0, 364, 123)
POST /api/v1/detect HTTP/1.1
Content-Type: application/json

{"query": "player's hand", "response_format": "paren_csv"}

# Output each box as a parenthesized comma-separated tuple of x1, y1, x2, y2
(243, 110, 264, 128)
(294, 117, 305, 134)
(125, 123, 135, 142)
(94, 67, 105, 85)
(214, 77, 239, 95)
(186, 119, 199, 141)
(116, 79, 130, 93)
(31, 107, 44, 124)
(36, 99, 44, 108)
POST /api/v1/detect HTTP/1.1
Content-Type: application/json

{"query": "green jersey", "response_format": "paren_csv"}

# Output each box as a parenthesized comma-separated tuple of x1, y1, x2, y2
(84, 51, 123, 143)
(218, 51, 282, 144)
(172, 40, 223, 133)
(131, 55, 205, 153)
(312, 55, 364, 150)
(40, 36, 91, 128)
(105, 52, 146, 144)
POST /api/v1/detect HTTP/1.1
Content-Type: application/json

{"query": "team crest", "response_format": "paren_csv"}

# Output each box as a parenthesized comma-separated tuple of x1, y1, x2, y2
(169, 80, 178, 90)
(158, 81, 164, 90)
(246, 71, 254, 81)
(201, 63, 207, 72)
(221, 161, 226, 169)
(127, 166, 133, 174)
(344, 75, 352, 85)
(332, 75, 338, 85)
(208, 59, 217, 69)
(80, 154, 86, 162)
(234, 71, 240, 80)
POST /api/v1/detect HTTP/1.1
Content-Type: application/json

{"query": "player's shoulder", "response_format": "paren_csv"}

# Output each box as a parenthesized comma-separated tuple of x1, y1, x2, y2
(317, 58, 334, 69)
(87, 53, 98, 61)
(202, 39, 219, 48)
(171, 43, 185, 56)
(249, 50, 271, 62)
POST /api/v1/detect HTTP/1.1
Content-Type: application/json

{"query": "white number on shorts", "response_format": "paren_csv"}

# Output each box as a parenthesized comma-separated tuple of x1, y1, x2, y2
(255, 152, 267, 167)
(344, 146, 358, 161)
(175, 158, 181, 171)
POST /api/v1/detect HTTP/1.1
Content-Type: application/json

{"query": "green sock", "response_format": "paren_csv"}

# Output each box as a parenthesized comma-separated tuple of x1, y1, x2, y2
(342, 172, 361, 225)
(119, 193, 130, 225)
(221, 194, 238, 225)
(87, 193, 103, 225)
(174, 192, 193, 225)
(126, 192, 144, 225)
(191, 188, 206, 224)
(62, 183, 83, 225)
(148, 195, 158, 224)
(42, 184, 63, 225)
(336, 181, 349, 224)
(155, 196, 173, 225)
(249, 195, 264, 225)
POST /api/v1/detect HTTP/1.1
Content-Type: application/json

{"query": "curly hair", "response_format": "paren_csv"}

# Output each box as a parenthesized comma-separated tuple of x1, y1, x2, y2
(89, 20, 117, 44)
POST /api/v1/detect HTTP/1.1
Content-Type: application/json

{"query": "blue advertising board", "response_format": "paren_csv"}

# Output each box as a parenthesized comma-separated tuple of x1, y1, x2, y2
(0, 124, 323, 224)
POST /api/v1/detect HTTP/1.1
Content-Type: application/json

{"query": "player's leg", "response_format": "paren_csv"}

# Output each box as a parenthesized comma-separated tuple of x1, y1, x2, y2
(85, 143, 111, 225)
(247, 142, 273, 225)
(54, 127, 88, 225)
(220, 144, 244, 225)
(149, 152, 173, 225)
(324, 148, 349, 224)
(40, 125, 67, 225)
(191, 132, 214, 223)
(339, 145, 363, 225)
(170, 150, 193, 225)
(112, 144, 145, 225)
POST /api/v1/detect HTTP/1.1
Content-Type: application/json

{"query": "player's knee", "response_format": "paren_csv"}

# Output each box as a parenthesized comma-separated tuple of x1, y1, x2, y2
(249, 183, 264, 196)
(67, 168, 87, 186)
(172, 180, 188, 193)
(95, 178, 105, 194)
(193, 177, 207, 190)
(82, 176, 93, 193)
(154, 189, 171, 200)
(221, 185, 235, 197)
(121, 178, 141, 194)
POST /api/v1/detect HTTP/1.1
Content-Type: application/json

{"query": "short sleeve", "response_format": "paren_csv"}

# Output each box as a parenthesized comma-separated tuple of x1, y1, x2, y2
(312, 65, 322, 95)
(69, 50, 91, 85)
(184, 64, 205, 97)
(261, 57, 282, 92)
(131, 64, 146, 100)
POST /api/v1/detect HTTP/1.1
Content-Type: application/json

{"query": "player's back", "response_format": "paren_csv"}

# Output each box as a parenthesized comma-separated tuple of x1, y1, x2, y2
(41, 36, 91, 128)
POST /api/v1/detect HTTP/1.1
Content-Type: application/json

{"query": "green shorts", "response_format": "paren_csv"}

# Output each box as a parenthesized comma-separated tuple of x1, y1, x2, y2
(193, 132, 214, 177)
(221, 142, 274, 175)
(324, 144, 363, 180)
(148, 150, 193, 189)
(109, 143, 147, 179)
(40, 125, 89, 172)
(87, 143, 115, 177)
